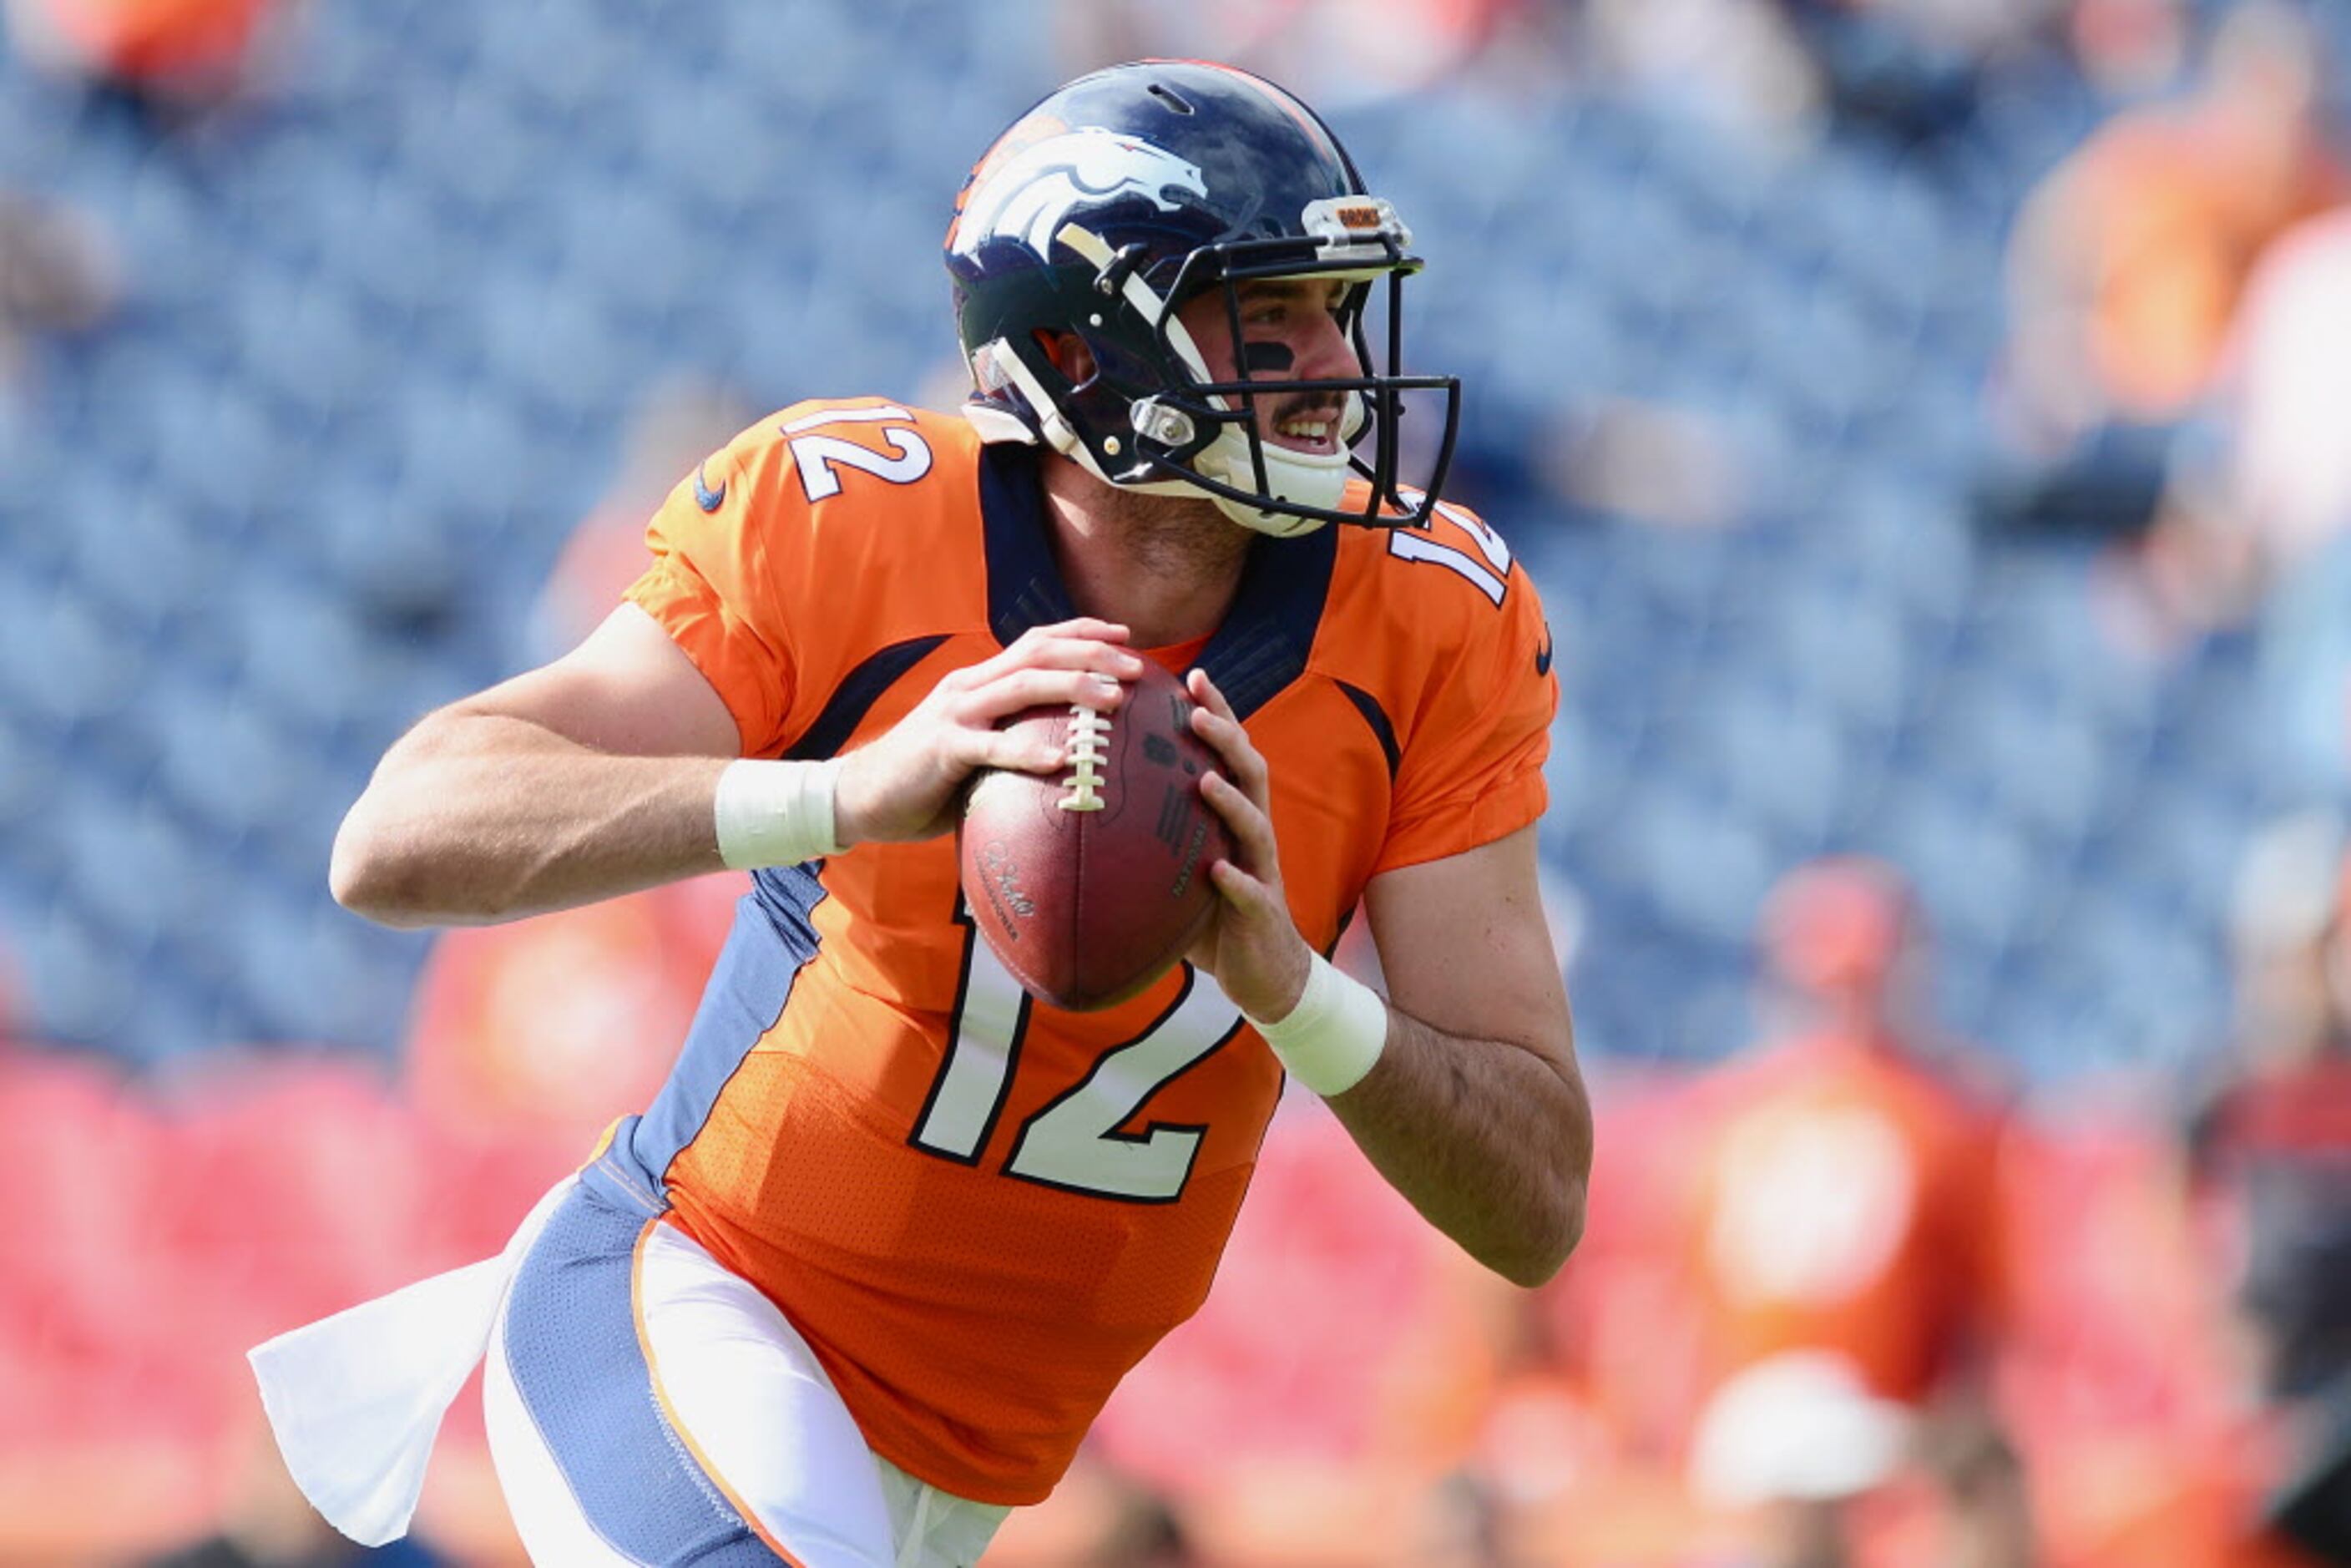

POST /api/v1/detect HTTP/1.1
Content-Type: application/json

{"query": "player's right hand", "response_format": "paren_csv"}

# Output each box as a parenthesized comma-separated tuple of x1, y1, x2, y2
(833, 618, 1142, 844)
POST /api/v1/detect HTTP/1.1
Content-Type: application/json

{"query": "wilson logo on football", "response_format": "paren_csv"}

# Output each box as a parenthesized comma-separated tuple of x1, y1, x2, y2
(976, 839, 1036, 923)
(947, 128, 1206, 261)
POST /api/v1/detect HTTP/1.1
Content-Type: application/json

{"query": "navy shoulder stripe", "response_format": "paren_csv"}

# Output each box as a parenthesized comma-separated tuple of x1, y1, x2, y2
(784, 635, 952, 761)
(1334, 680, 1399, 780)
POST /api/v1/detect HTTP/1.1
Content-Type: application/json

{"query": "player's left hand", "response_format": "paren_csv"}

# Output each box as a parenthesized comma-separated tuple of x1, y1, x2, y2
(1183, 669, 1312, 1024)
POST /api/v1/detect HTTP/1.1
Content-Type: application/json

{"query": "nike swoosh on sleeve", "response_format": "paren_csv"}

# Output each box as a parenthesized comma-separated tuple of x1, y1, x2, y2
(694, 461, 726, 512)
(1534, 625, 1554, 676)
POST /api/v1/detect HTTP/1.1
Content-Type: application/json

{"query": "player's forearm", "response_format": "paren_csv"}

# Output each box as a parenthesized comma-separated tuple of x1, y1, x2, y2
(330, 708, 730, 928)
(1325, 1009, 1591, 1287)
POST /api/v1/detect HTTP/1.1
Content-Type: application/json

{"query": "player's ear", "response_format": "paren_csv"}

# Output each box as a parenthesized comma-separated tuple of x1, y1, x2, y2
(1034, 328, 1097, 387)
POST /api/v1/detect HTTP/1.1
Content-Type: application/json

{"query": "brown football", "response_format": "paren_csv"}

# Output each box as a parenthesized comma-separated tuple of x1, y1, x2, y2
(958, 660, 1233, 1011)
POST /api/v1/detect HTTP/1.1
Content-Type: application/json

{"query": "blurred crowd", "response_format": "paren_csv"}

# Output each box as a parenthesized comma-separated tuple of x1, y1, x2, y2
(4, 0, 2351, 1564)
(8, 832, 2345, 1565)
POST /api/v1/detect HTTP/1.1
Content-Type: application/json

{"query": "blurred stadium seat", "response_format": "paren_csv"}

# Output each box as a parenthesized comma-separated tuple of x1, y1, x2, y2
(5, 0, 2285, 1073)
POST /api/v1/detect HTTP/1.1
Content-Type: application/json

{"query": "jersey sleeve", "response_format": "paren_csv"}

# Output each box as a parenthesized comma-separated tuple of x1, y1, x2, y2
(623, 438, 800, 757)
(1377, 536, 1558, 875)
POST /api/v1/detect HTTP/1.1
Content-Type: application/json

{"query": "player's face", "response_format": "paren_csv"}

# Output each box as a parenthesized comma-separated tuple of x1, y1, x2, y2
(1176, 278, 1358, 457)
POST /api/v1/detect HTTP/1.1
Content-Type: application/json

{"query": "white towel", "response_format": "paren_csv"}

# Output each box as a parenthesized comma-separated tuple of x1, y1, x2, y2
(248, 1177, 574, 1546)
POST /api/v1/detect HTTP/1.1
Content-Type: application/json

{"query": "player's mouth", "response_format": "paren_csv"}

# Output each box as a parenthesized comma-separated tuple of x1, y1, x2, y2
(1264, 398, 1346, 455)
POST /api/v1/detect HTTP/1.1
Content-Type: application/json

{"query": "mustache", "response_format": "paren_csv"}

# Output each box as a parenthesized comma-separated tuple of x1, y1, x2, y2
(1264, 391, 1347, 425)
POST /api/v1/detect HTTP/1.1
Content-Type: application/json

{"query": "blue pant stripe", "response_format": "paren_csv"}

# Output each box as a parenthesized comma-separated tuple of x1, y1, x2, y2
(503, 1182, 787, 1567)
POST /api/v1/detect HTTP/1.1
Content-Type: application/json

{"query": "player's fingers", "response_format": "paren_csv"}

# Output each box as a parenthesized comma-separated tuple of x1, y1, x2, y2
(1189, 706, 1271, 802)
(961, 666, 1126, 722)
(1041, 638, 1147, 678)
(1208, 856, 1279, 915)
(1024, 617, 1132, 645)
(968, 726, 1068, 776)
(991, 620, 1136, 674)
(1013, 633, 1145, 673)
(1201, 770, 1278, 873)
(1186, 668, 1237, 723)
(973, 635, 1146, 687)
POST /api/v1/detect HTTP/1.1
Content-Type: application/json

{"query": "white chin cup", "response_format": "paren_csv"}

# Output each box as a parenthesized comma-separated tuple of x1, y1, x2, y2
(1184, 390, 1369, 538)
(1187, 420, 1352, 538)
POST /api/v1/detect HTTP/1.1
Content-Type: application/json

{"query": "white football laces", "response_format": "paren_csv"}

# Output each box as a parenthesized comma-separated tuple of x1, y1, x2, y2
(1059, 706, 1113, 812)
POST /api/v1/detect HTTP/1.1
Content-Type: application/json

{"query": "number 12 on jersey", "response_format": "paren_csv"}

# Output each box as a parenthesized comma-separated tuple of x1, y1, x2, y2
(781, 404, 933, 502)
(911, 908, 1246, 1203)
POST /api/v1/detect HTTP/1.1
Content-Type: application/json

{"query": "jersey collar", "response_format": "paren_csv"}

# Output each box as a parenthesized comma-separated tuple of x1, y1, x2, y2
(977, 444, 1337, 721)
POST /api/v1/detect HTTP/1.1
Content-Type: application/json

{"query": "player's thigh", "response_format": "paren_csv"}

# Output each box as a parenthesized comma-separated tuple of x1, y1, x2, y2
(485, 1179, 900, 1567)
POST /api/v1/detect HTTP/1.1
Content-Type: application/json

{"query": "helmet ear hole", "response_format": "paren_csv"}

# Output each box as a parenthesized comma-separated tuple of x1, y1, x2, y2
(1034, 328, 1099, 386)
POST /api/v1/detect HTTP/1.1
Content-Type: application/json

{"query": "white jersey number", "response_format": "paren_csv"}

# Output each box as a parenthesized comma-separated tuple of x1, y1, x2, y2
(781, 405, 933, 503)
(1387, 491, 1513, 607)
(913, 910, 1245, 1202)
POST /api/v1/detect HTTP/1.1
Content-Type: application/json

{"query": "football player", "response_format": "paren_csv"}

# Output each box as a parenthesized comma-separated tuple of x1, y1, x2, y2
(1682, 860, 2025, 1568)
(255, 60, 1590, 1567)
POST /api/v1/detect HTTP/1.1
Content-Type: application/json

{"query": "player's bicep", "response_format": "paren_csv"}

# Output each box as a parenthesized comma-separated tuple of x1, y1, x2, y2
(458, 602, 744, 758)
(1363, 823, 1574, 1068)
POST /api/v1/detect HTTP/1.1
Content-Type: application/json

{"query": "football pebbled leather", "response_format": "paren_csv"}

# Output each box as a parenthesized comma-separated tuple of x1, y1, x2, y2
(958, 660, 1231, 1010)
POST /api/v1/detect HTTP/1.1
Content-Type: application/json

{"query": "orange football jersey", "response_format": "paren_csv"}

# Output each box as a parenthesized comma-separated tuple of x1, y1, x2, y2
(601, 397, 1555, 1504)
(1681, 1031, 2009, 1409)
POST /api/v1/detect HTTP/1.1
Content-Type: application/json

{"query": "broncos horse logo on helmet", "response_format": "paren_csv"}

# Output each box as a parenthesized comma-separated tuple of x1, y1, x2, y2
(948, 128, 1208, 265)
(945, 60, 1460, 539)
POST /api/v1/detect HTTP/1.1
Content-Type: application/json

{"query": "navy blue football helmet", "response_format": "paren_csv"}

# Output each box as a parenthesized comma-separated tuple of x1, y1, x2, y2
(945, 61, 1459, 537)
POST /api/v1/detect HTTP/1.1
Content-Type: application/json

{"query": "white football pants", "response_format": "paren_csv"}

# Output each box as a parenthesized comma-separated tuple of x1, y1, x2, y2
(483, 1177, 1009, 1568)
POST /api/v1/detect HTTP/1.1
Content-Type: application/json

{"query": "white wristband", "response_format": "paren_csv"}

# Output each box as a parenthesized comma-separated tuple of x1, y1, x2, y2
(1246, 951, 1388, 1097)
(713, 757, 847, 871)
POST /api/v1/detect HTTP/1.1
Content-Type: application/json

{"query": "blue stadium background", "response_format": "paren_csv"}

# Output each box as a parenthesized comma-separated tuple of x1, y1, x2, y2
(0, 0, 2328, 1081)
